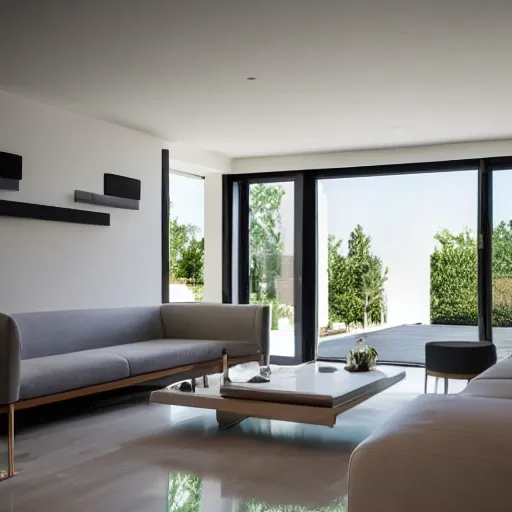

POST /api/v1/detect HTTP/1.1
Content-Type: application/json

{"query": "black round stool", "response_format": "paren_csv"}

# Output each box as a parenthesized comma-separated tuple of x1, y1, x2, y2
(425, 341, 497, 394)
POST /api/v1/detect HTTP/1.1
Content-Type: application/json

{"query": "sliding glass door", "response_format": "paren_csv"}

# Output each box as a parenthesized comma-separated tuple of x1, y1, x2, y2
(226, 175, 304, 364)
(225, 157, 512, 366)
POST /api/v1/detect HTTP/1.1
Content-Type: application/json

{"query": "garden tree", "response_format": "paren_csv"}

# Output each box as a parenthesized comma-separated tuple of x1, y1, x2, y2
(361, 257, 388, 328)
(249, 184, 286, 302)
(347, 225, 388, 328)
(327, 227, 387, 329)
(175, 238, 204, 285)
(168, 201, 203, 285)
(328, 235, 360, 327)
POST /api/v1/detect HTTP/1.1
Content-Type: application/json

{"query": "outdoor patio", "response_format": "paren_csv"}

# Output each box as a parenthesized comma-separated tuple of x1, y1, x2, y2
(270, 324, 512, 365)
(317, 324, 512, 365)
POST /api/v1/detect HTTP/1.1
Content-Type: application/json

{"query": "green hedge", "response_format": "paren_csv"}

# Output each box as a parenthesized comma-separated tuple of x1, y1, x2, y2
(430, 227, 512, 327)
(491, 306, 512, 327)
(430, 230, 478, 326)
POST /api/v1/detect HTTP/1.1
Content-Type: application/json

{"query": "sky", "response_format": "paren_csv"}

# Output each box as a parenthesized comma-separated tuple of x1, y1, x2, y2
(169, 172, 205, 238)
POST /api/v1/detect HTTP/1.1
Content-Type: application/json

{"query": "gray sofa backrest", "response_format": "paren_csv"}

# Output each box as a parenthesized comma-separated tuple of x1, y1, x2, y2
(13, 306, 164, 359)
(160, 303, 270, 354)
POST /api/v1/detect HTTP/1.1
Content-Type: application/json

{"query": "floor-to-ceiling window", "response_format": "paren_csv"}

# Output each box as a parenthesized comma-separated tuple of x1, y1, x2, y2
(316, 170, 478, 364)
(224, 157, 512, 366)
(168, 171, 205, 302)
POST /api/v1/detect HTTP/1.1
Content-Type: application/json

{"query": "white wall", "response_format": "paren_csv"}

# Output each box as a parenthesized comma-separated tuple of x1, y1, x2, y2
(0, 90, 163, 313)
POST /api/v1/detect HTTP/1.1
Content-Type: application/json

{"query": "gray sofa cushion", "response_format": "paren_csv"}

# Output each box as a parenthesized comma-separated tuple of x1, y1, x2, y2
(13, 307, 164, 359)
(0, 312, 21, 404)
(20, 351, 130, 400)
(99, 339, 261, 376)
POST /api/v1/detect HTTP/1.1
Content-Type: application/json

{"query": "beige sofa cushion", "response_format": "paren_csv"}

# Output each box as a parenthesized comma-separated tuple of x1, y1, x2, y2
(473, 356, 512, 380)
(459, 356, 512, 398)
(461, 378, 512, 399)
(348, 394, 512, 512)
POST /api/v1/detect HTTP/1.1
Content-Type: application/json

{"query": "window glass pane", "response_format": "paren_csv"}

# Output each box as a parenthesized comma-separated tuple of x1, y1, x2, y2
(492, 169, 512, 359)
(169, 172, 204, 302)
(317, 170, 478, 364)
(249, 182, 295, 358)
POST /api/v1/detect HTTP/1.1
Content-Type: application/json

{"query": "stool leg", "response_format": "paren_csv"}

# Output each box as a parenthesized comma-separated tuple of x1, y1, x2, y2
(424, 371, 428, 393)
(203, 375, 209, 388)
(444, 378, 449, 395)
(434, 377, 439, 394)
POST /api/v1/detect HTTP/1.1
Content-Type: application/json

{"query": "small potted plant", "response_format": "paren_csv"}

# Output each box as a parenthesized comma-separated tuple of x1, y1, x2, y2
(345, 338, 378, 372)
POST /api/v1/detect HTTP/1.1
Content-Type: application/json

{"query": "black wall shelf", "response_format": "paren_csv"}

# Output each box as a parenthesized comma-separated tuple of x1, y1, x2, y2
(104, 174, 141, 200)
(74, 190, 139, 210)
(0, 151, 22, 180)
(0, 178, 19, 191)
(0, 199, 110, 226)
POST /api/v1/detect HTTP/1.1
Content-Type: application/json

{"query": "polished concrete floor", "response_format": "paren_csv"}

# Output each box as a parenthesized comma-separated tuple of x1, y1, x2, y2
(0, 367, 466, 512)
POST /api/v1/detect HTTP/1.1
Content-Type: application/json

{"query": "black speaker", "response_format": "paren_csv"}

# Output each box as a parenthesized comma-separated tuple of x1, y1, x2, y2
(104, 174, 141, 200)
(0, 151, 22, 180)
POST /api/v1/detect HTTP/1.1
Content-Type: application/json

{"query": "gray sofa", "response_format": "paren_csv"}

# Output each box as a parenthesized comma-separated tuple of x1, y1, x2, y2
(0, 303, 270, 409)
(347, 356, 512, 512)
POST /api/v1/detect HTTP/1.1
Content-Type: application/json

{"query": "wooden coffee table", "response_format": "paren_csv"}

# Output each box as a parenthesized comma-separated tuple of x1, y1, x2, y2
(150, 361, 405, 428)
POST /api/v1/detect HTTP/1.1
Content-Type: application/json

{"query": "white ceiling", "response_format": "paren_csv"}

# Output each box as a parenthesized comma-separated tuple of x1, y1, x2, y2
(1, 0, 512, 158)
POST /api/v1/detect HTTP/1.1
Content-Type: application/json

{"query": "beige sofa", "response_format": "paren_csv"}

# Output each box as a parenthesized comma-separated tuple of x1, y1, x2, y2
(348, 357, 512, 512)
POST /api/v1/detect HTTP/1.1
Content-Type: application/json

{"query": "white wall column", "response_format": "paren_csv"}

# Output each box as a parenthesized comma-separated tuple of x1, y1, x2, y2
(203, 173, 224, 302)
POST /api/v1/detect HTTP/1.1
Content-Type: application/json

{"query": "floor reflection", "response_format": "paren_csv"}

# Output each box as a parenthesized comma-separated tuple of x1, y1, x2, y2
(168, 471, 348, 512)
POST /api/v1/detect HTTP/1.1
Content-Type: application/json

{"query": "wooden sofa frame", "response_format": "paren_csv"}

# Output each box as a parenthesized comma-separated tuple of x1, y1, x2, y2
(0, 353, 259, 480)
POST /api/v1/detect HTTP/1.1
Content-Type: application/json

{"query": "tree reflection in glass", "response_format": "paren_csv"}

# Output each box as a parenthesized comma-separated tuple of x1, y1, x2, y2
(168, 472, 202, 512)
(168, 471, 347, 512)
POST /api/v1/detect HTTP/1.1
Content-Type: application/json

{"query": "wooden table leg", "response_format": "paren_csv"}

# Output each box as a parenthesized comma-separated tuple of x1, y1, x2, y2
(216, 410, 248, 430)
